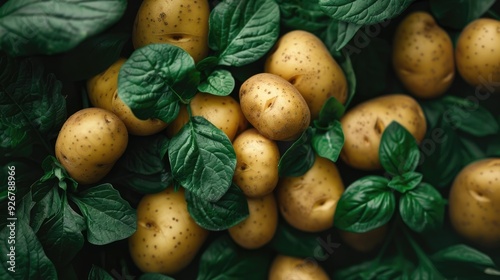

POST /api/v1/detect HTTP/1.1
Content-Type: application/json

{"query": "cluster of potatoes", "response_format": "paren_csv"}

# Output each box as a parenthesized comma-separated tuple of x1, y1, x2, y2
(53, 0, 500, 277)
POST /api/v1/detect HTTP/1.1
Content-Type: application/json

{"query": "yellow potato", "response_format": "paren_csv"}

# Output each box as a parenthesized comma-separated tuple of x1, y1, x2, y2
(337, 224, 388, 253)
(265, 30, 348, 119)
(228, 193, 278, 249)
(232, 128, 280, 198)
(392, 11, 455, 98)
(276, 155, 345, 232)
(55, 108, 128, 185)
(239, 73, 311, 141)
(268, 255, 330, 280)
(165, 104, 190, 138)
(455, 18, 500, 90)
(129, 187, 209, 274)
(340, 94, 427, 171)
(449, 158, 500, 249)
(132, 0, 210, 62)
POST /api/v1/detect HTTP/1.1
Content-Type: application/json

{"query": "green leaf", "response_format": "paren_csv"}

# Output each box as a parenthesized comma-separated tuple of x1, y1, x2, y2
(311, 121, 344, 162)
(379, 121, 420, 176)
(328, 20, 363, 51)
(138, 273, 176, 280)
(278, 127, 315, 177)
(431, 244, 496, 267)
(106, 134, 171, 194)
(197, 69, 235, 96)
(0, 58, 66, 153)
(0, 0, 127, 56)
(411, 262, 446, 280)
(56, 32, 130, 81)
(333, 49, 357, 107)
(269, 220, 327, 259)
(118, 44, 200, 123)
(185, 183, 249, 231)
(318, 0, 414, 25)
(70, 184, 136, 245)
(314, 97, 346, 129)
(275, 0, 330, 33)
(0, 194, 58, 280)
(209, 0, 280, 67)
(37, 194, 86, 267)
(30, 187, 60, 233)
(168, 116, 236, 202)
(430, 0, 496, 29)
(442, 96, 499, 137)
(387, 171, 423, 193)
(335, 255, 415, 280)
(399, 183, 446, 233)
(196, 235, 272, 280)
(334, 176, 395, 232)
(87, 265, 114, 280)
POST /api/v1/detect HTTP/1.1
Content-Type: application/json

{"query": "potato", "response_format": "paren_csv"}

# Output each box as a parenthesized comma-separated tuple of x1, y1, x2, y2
(276, 155, 345, 232)
(228, 193, 278, 249)
(392, 11, 455, 99)
(268, 255, 330, 280)
(129, 187, 209, 274)
(132, 0, 210, 62)
(340, 94, 427, 171)
(165, 93, 248, 141)
(448, 158, 500, 249)
(232, 128, 280, 198)
(55, 108, 128, 185)
(264, 30, 348, 119)
(239, 73, 311, 141)
(337, 224, 388, 253)
(455, 18, 500, 90)
(87, 58, 168, 136)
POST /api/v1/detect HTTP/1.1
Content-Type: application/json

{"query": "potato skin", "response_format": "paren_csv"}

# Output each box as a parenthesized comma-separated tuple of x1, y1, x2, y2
(86, 58, 125, 111)
(392, 11, 455, 98)
(268, 255, 330, 280)
(276, 155, 345, 232)
(449, 158, 500, 249)
(232, 128, 280, 198)
(55, 108, 128, 185)
(455, 18, 500, 90)
(239, 73, 311, 141)
(228, 193, 278, 249)
(132, 0, 210, 62)
(264, 30, 348, 119)
(340, 94, 427, 171)
(338, 224, 388, 253)
(129, 187, 209, 274)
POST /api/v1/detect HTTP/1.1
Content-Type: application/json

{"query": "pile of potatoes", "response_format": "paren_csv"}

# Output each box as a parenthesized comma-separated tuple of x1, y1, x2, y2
(52, 0, 500, 277)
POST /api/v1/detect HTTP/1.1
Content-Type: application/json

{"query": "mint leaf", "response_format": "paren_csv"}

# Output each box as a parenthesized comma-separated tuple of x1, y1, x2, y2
(169, 116, 236, 202)
(0, 194, 58, 280)
(0, 58, 66, 153)
(118, 44, 200, 123)
(185, 183, 249, 231)
(209, 0, 280, 66)
(197, 69, 235, 96)
(430, 0, 496, 29)
(278, 127, 315, 177)
(334, 176, 395, 232)
(37, 194, 86, 267)
(196, 235, 272, 280)
(399, 183, 446, 233)
(319, 0, 415, 25)
(387, 171, 423, 193)
(0, 0, 127, 56)
(379, 121, 420, 176)
(70, 184, 136, 245)
(312, 121, 344, 162)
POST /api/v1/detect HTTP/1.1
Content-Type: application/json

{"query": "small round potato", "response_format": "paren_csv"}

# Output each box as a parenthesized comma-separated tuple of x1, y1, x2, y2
(232, 128, 280, 198)
(132, 0, 210, 62)
(268, 255, 330, 280)
(87, 58, 125, 111)
(228, 193, 278, 249)
(239, 73, 311, 141)
(340, 94, 427, 171)
(392, 11, 455, 98)
(449, 158, 500, 249)
(55, 108, 128, 185)
(129, 187, 209, 274)
(276, 155, 345, 232)
(455, 18, 500, 90)
(265, 30, 348, 119)
(337, 224, 389, 253)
